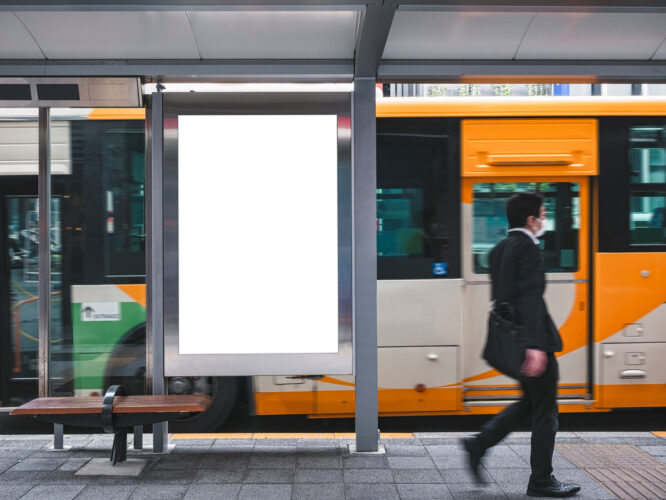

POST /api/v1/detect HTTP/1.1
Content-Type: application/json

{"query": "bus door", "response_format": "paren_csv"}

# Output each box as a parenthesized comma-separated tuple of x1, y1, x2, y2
(459, 118, 597, 411)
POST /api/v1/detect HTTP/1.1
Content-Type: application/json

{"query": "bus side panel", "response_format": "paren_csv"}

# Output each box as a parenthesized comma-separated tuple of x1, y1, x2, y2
(595, 253, 666, 408)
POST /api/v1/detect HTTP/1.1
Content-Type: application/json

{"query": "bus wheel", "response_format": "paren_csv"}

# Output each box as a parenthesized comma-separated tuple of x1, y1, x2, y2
(168, 377, 238, 433)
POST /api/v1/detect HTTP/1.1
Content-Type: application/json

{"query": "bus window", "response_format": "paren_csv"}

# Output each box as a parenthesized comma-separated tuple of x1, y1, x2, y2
(376, 118, 460, 279)
(472, 182, 580, 274)
(629, 125, 666, 245)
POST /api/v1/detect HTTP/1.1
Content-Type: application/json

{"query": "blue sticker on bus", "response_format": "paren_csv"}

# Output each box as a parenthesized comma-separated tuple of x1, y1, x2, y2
(433, 262, 448, 276)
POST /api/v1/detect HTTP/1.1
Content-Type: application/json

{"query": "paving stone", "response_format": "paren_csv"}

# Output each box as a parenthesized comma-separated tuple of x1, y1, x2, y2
(0, 459, 19, 473)
(431, 455, 467, 469)
(212, 439, 255, 448)
(446, 482, 507, 499)
(244, 468, 294, 483)
(183, 484, 240, 500)
(380, 438, 423, 446)
(9, 458, 67, 471)
(20, 485, 86, 500)
(397, 483, 453, 499)
(129, 484, 189, 500)
(579, 436, 665, 446)
(0, 483, 33, 500)
(57, 458, 90, 471)
(170, 439, 215, 447)
(387, 456, 436, 469)
(345, 483, 400, 499)
(192, 468, 245, 484)
(153, 453, 204, 469)
(247, 454, 295, 469)
(343, 468, 393, 483)
(296, 439, 339, 448)
(341, 455, 389, 469)
(415, 432, 465, 439)
(296, 453, 342, 469)
(200, 454, 251, 468)
(420, 438, 465, 446)
(639, 445, 666, 456)
(483, 445, 520, 458)
(74, 485, 136, 500)
(39, 470, 140, 485)
(439, 467, 493, 484)
(426, 445, 466, 456)
(482, 455, 530, 469)
(253, 439, 299, 447)
(391, 468, 444, 483)
(0, 439, 47, 449)
(141, 468, 196, 484)
(238, 484, 292, 500)
(291, 483, 345, 500)
(294, 468, 343, 483)
(384, 444, 428, 456)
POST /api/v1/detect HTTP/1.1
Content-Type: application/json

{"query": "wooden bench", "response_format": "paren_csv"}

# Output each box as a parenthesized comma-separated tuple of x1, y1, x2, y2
(11, 385, 211, 465)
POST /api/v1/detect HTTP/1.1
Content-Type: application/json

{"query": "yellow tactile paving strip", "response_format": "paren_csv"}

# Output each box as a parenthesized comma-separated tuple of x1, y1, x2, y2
(170, 432, 414, 440)
(556, 444, 666, 500)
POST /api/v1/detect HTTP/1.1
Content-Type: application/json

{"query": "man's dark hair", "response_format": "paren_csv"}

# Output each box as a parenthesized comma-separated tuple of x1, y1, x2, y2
(506, 192, 543, 229)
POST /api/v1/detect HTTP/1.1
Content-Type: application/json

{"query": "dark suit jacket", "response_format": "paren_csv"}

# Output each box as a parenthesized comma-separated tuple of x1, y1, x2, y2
(489, 231, 563, 353)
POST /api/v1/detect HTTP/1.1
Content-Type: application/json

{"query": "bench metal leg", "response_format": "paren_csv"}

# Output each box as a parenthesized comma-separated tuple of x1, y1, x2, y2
(53, 423, 64, 449)
(133, 425, 143, 450)
(110, 429, 128, 465)
(152, 421, 168, 453)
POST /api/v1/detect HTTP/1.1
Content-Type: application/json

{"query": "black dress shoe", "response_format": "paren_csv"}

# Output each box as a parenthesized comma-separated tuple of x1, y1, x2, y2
(527, 475, 581, 497)
(461, 436, 484, 482)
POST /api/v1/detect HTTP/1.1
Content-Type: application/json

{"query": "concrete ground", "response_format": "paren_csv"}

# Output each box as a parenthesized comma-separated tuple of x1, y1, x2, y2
(0, 431, 665, 500)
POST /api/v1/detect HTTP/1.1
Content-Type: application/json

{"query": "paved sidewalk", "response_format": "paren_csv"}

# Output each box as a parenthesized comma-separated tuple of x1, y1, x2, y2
(0, 432, 665, 500)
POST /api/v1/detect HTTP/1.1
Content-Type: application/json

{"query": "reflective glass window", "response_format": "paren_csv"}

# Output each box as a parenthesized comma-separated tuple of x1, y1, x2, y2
(376, 118, 460, 280)
(49, 111, 146, 398)
(630, 192, 666, 244)
(472, 182, 579, 274)
(629, 126, 666, 184)
(0, 110, 40, 406)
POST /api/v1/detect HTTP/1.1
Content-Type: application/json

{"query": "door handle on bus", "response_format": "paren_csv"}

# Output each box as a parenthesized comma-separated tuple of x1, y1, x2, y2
(619, 369, 646, 379)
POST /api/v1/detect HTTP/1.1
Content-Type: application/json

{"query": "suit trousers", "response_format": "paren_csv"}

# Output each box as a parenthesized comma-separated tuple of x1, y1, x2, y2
(475, 353, 559, 482)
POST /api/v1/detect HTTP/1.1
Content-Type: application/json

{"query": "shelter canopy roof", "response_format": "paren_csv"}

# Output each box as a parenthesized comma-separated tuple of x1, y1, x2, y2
(0, 1, 664, 81)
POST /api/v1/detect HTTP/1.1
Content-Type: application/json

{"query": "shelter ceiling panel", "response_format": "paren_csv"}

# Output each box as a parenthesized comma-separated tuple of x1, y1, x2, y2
(188, 11, 359, 59)
(516, 13, 666, 60)
(383, 11, 535, 60)
(15, 11, 199, 59)
(0, 13, 44, 58)
(653, 40, 666, 60)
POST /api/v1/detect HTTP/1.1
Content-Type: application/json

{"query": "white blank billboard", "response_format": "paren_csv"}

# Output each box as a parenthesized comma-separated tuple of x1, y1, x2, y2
(178, 115, 339, 355)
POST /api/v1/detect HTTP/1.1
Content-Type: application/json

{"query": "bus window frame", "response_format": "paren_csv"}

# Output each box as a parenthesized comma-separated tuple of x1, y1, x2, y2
(598, 117, 666, 253)
(376, 117, 461, 280)
(463, 176, 590, 281)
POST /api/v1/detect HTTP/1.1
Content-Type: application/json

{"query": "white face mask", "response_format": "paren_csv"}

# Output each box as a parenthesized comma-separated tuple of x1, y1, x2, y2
(534, 218, 546, 238)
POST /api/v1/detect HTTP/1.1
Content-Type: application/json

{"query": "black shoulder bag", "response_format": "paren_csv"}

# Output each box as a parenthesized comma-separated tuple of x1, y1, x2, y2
(483, 303, 526, 380)
(482, 243, 527, 380)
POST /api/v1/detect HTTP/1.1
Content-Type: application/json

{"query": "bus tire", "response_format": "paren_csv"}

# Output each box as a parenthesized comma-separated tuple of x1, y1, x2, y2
(168, 377, 238, 433)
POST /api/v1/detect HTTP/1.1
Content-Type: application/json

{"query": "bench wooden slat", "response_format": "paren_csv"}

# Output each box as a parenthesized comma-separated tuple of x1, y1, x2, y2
(10, 395, 212, 415)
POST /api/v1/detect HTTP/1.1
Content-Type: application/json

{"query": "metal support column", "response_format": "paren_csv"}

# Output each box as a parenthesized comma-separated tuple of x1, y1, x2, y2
(38, 107, 51, 399)
(353, 78, 379, 452)
(146, 92, 168, 452)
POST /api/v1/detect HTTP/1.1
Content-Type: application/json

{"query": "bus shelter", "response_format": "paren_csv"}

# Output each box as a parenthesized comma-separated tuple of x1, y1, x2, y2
(0, 1, 665, 454)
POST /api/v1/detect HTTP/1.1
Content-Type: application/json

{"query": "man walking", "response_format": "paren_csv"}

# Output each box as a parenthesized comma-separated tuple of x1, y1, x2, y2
(462, 192, 580, 498)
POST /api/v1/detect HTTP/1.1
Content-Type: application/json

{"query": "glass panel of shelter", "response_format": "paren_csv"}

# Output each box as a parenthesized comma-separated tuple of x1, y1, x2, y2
(49, 110, 147, 399)
(0, 109, 39, 407)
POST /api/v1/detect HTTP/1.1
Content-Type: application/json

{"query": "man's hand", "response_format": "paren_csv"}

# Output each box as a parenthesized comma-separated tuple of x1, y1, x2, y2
(521, 349, 547, 377)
